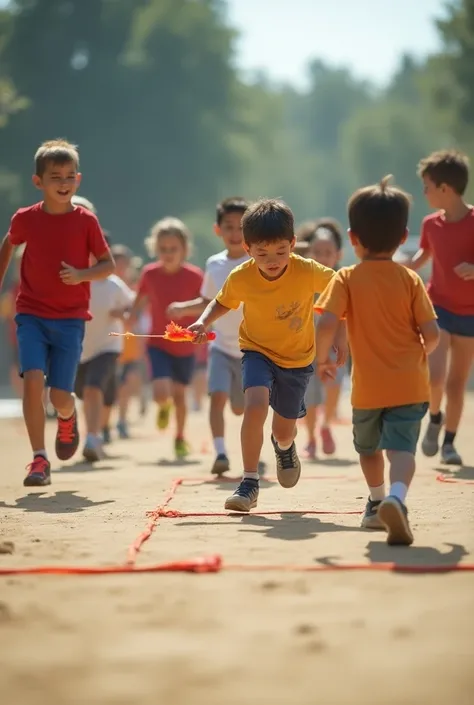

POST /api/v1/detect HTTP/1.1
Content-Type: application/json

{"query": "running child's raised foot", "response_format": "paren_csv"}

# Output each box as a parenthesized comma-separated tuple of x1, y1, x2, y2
(271, 434, 301, 488)
(224, 477, 259, 513)
(378, 496, 414, 546)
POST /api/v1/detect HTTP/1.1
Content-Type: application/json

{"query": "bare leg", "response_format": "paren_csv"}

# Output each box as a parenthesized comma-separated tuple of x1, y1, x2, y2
(241, 387, 269, 472)
(22, 370, 46, 454)
(172, 382, 188, 439)
(444, 334, 474, 434)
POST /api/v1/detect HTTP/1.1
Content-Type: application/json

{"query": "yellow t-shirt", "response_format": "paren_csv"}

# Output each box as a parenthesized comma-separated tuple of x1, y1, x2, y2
(315, 261, 437, 409)
(216, 254, 335, 368)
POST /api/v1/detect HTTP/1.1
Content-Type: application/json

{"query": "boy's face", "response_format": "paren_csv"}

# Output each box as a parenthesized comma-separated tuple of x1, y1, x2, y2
(422, 175, 448, 210)
(215, 211, 245, 257)
(247, 238, 295, 280)
(308, 235, 340, 269)
(33, 160, 81, 205)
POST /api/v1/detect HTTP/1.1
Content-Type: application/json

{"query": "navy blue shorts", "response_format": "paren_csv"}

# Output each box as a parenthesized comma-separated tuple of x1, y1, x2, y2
(147, 347, 195, 386)
(435, 306, 474, 338)
(15, 313, 85, 393)
(241, 350, 313, 419)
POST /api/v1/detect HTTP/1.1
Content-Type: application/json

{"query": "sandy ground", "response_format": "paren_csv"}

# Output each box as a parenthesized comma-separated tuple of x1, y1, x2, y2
(0, 391, 473, 705)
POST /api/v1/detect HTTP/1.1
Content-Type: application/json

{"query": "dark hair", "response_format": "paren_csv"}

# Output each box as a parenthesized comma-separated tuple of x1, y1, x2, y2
(311, 218, 343, 251)
(216, 196, 249, 225)
(35, 139, 79, 177)
(111, 244, 133, 260)
(348, 175, 411, 254)
(242, 198, 294, 246)
(295, 220, 317, 242)
(417, 149, 469, 195)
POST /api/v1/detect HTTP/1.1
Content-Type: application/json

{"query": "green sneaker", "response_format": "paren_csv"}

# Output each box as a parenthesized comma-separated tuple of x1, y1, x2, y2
(156, 401, 172, 430)
(175, 438, 190, 459)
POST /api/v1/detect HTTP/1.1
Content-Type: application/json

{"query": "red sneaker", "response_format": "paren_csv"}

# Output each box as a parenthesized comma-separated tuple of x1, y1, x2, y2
(55, 409, 80, 461)
(24, 456, 51, 487)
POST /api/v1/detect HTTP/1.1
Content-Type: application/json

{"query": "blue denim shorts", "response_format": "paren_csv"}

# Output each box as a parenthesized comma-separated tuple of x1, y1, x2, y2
(241, 350, 313, 419)
(435, 306, 474, 338)
(15, 313, 85, 393)
(147, 347, 195, 385)
(352, 402, 429, 455)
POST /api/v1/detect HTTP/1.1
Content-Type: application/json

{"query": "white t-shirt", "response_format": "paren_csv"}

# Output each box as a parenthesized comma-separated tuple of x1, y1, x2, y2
(201, 250, 249, 358)
(81, 275, 135, 362)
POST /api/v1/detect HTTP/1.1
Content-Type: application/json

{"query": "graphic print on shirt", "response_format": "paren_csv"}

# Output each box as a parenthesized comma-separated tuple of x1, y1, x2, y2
(275, 301, 303, 333)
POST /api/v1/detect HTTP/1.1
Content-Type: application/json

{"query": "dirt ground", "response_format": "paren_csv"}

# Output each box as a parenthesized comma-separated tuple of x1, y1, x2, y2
(0, 391, 473, 705)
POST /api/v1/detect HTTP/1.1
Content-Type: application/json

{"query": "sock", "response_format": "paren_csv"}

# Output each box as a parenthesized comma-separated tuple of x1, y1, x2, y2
(86, 432, 100, 445)
(443, 430, 456, 446)
(368, 483, 385, 502)
(430, 411, 442, 425)
(277, 441, 293, 451)
(243, 471, 259, 481)
(389, 481, 408, 504)
(213, 436, 226, 456)
(34, 449, 48, 460)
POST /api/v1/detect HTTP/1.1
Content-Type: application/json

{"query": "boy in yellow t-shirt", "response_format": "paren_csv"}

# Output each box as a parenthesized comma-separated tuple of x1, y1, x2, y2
(315, 176, 440, 546)
(189, 198, 344, 512)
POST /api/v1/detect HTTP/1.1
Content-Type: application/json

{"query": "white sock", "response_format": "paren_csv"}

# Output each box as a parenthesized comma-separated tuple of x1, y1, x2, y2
(243, 471, 259, 481)
(213, 436, 226, 456)
(277, 441, 292, 451)
(34, 449, 48, 460)
(389, 482, 408, 504)
(369, 483, 385, 502)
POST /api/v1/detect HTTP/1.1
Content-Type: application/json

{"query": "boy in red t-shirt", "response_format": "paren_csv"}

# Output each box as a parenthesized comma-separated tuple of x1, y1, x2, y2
(408, 150, 474, 465)
(129, 217, 203, 459)
(0, 139, 114, 487)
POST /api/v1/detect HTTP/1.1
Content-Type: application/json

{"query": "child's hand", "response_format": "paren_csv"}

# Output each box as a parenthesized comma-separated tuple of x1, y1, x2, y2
(60, 262, 83, 285)
(333, 342, 348, 366)
(454, 262, 474, 280)
(317, 360, 337, 382)
(166, 302, 185, 319)
(187, 321, 208, 344)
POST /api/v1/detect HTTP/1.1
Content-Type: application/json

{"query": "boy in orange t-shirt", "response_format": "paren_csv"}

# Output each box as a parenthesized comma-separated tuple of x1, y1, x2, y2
(316, 176, 440, 546)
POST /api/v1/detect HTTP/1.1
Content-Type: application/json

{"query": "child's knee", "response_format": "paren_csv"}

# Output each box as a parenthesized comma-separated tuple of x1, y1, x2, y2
(445, 375, 466, 399)
(230, 405, 244, 417)
(49, 387, 73, 410)
(244, 386, 268, 414)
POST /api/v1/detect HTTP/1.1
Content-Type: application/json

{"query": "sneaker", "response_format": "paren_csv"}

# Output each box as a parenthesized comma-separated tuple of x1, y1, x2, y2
(320, 426, 336, 455)
(421, 413, 443, 457)
(441, 443, 463, 465)
(271, 435, 301, 488)
(360, 497, 385, 530)
(24, 456, 51, 487)
(225, 478, 259, 512)
(82, 436, 104, 463)
(304, 439, 317, 460)
(116, 420, 130, 440)
(377, 496, 414, 546)
(102, 426, 111, 445)
(55, 409, 80, 461)
(175, 438, 190, 459)
(156, 401, 172, 430)
(211, 453, 230, 475)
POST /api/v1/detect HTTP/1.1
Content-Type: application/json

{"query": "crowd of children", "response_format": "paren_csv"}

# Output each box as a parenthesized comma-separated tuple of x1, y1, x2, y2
(0, 140, 472, 548)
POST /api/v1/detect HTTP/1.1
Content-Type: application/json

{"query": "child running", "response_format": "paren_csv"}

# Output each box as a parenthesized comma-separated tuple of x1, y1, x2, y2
(0, 139, 114, 486)
(189, 198, 343, 511)
(129, 217, 203, 459)
(408, 150, 474, 465)
(167, 197, 249, 475)
(302, 220, 344, 458)
(316, 175, 440, 545)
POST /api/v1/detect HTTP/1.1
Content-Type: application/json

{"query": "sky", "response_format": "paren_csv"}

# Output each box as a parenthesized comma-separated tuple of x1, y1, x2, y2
(225, 0, 446, 88)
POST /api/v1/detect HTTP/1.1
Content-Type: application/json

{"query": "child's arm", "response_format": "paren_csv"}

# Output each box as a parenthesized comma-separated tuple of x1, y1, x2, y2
(188, 300, 230, 343)
(60, 250, 115, 284)
(166, 296, 210, 320)
(419, 320, 440, 355)
(454, 262, 474, 280)
(316, 313, 340, 380)
(405, 247, 431, 271)
(127, 291, 148, 329)
(314, 271, 348, 380)
(0, 235, 15, 290)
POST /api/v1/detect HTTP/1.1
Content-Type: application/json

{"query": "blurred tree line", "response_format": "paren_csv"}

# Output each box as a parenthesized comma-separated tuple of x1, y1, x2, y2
(0, 0, 473, 270)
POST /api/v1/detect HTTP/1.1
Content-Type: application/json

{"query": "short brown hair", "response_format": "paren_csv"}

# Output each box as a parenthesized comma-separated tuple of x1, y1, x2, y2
(35, 139, 79, 177)
(216, 196, 248, 225)
(348, 175, 411, 254)
(145, 216, 191, 257)
(417, 149, 469, 195)
(242, 198, 294, 246)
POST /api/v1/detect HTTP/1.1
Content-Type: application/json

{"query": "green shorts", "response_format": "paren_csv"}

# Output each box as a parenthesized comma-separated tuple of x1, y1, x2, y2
(352, 402, 429, 455)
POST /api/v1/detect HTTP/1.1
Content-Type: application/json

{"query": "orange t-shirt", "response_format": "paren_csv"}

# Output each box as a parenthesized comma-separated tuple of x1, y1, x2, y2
(315, 260, 437, 410)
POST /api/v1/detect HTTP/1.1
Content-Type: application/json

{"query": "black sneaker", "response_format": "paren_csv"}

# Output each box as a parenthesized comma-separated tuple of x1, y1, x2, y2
(225, 478, 259, 512)
(360, 497, 385, 530)
(271, 435, 301, 488)
(24, 456, 51, 487)
(211, 453, 230, 475)
(55, 409, 80, 461)
(378, 496, 414, 546)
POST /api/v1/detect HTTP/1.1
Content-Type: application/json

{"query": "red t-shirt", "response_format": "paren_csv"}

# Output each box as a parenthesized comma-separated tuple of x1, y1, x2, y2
(8, 202, 109, 320)
(137, 262, 203, 357)
(420, 209, 474, 316)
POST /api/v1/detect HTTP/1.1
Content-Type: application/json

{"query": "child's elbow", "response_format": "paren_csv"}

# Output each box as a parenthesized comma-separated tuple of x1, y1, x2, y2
(421, 321, 440, 354)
